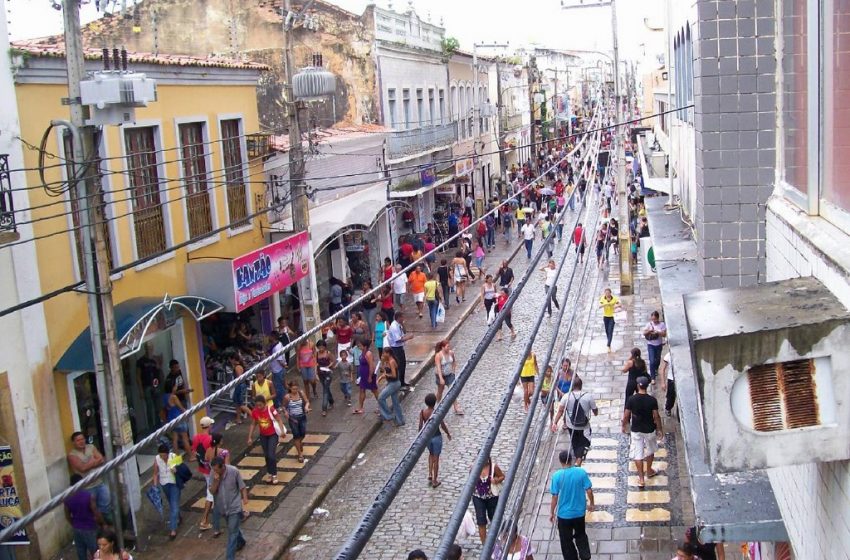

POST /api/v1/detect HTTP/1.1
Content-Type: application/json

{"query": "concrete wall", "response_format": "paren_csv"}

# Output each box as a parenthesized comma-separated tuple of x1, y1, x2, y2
(80, 0, 378, 130)
(765, 195, 850, 559)
(693, 0, 776, 289)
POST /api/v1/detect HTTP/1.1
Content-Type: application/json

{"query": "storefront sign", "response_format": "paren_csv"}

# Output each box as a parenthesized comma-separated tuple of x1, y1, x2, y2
(0, 445, 29, 545)
(455, 158, 474, 178)
(419, 165, 436, 187)
(232, 231, 310, 313)
(435, 184, 456, 196)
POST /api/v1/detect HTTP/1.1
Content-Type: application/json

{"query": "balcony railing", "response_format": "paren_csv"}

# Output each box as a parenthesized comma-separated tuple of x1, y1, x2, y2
(0, 154, 15, 239)
(186, 191, 214, 239)
(133, 205, 167, 258)
(386, 122, 457, 160)
(500, 113, 524, 132)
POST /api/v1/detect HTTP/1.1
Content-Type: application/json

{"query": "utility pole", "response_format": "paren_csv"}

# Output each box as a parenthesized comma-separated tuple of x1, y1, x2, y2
(527, 57, 537, 166)
(61, 0, 129, 547)
(283, 0, 321, 331)
(496, 58, 506, 188)
(611, 0, 632, 294)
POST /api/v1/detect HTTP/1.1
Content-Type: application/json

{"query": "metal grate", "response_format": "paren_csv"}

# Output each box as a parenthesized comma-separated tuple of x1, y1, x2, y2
(0, 154, 15, 233)
(748, 359, 819, 432)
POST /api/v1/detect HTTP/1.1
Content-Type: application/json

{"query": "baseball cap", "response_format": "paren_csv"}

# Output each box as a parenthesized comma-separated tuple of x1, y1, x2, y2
(637, 376, 651, 388)
(200, 416, 215, 428)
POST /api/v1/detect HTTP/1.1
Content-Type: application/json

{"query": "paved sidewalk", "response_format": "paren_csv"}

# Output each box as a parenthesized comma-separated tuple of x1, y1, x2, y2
(69, 239, 524, 560)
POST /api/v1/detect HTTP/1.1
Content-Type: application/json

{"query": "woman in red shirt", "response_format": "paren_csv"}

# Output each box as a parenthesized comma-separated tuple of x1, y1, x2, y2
(247, 394, 284, 484)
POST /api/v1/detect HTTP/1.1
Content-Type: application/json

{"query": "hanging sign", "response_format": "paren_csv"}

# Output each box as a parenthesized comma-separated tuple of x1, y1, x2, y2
(0, 445, 29, 545)
(232, 231, 311, 313)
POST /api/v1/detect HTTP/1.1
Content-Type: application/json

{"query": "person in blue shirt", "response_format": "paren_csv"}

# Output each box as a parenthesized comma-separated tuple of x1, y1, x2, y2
(549, 449, 594, 560)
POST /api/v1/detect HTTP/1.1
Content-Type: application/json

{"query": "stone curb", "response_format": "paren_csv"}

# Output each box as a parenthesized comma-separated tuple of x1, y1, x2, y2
(268, 239, 524, 558)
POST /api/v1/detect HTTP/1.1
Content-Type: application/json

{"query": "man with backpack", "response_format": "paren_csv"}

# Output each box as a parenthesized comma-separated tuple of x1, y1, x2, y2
(551, 378, 598, 467)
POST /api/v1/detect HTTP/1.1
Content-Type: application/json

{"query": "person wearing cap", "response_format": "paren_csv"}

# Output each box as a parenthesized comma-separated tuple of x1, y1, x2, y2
(194, 415, 215, 530)
(622, 377, 663, 489)
(549, 449, 594, 560)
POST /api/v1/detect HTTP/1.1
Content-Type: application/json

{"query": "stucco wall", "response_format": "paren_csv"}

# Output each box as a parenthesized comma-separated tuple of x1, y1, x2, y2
(765, 195, 850, 559)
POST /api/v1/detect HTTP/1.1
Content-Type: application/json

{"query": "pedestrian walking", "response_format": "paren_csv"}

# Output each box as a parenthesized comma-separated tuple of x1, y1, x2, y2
(520, 352, 539, 412)
(497, 260, 515, 294)
(392, 264, 408, 313)
(481, 274, 498, 324)
(297, 338, 318, 399)
(408, 550, 429, 560)
(93, 528, 133, 560)
(572, 223, 586, 264)
(333, 317, 355, 359)
(540, 259, 561, 317)
(521, 220, 536, 259)
(387, 312, 414, 388)
(683, 527, 725, 560)
(192, 416, 215, 530)
(672, 543, 701, 560)
(377, 284, 395, 324)
(377, 351, 405, 426)
(434, 340, 464, 414)
(283, 381, 311, 462)
(549, 449, 594, 560)
(642, 310, 667, 382)
(374, 313, 388, 357)
(485, 211, 497, 249)
(551, 378, 598, 467)
(622, 376, 663, 488)
(210, 457, 248, 560)
(152, 444, 182, 539)
(495, 287, 517, 341)
(452, 251, 470, 303)
(472, 457, 505, 544)
(541, 365, 555, 421)
(660, 352, 676, 416)
(64, 474, 103, 560)
(598, 288, 621, 352)
(502, 209, 513, 244)
(247, 395, 284, 483)
(420, 393, 452, 488)
(622, 347, 648, 404)
(354, 338, 379, 415)
(409, 264, 428, 320)
(424, 272, 443, 329)
(336, 349, 354, 406)
(595, 227, 607, 269)
(317, 341, 335, 416)
(251, 369, 275, 404)
(361, 281, 378, 332)
(163, 391, 191, 458)
(437, 259, 452, 310)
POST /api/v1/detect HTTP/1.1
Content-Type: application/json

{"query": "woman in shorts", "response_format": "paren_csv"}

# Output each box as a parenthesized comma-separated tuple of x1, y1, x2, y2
(297, 338, 318, 399)
(282, 382, 311, 463)
(520, 351, 539, 412)
(419, 393, 452, 488)
(434, 340, 463, 415)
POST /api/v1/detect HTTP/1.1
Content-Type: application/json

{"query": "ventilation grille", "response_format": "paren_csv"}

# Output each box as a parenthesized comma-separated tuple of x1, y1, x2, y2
(748, 359, 820, 432)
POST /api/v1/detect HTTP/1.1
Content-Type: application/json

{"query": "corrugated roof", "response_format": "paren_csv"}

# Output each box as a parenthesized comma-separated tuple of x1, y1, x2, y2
(270, 123, 390, 151)
(11, 39, 269, 71)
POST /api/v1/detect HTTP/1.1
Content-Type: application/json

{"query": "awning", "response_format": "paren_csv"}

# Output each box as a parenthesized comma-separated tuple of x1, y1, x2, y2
(389, 174, 454, 199)
(55, 295, 223, 371)
(310, 182, 390, 249)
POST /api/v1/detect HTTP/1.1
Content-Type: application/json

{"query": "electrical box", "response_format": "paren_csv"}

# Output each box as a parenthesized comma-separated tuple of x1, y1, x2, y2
(80, 71, 158, 126)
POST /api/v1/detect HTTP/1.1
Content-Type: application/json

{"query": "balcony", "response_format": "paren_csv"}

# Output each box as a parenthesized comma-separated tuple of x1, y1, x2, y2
(500, 113, 523, 132)
(386, 122, 457, 162)
(0, 154, 17, 243)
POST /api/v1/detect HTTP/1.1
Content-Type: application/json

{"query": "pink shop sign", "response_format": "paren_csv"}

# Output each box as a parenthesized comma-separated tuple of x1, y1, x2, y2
(232, 231, 310, 312)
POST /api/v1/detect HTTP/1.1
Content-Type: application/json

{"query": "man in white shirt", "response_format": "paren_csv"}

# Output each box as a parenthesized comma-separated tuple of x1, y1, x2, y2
(551, 378, 598, 466)
(539, 259, 561, 317)
(521, 221, 536, 259)
(391, 263, 407, 312)
(660, 351, 676, 417)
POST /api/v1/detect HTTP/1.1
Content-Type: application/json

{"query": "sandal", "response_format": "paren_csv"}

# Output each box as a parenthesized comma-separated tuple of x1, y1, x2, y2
(637, 479, 646, 489)
(212, 531, 222, 539)
(169, 531, 177, 540)
(432, 480, 442, 488)
(199, 522, 212, 531)
(353, 409, 364, 415)
(271, 476, 278, 484)
(298, 455, 305, 463)
(646, 469, 658, 478)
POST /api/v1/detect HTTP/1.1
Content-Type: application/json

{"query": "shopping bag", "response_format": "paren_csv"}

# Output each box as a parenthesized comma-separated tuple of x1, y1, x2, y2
(436, 303, 446, 324)
(487, 305, 496, 326)
(145, 485, 164, 518)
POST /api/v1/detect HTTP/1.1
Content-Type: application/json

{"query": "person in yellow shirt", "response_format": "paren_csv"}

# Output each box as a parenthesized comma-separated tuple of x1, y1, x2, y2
(408, 264, 428, 320)
(423, 272, 443, 329)
(516, 206, 526, 231)
(599, 288, 623, 352)
(520, 352, 539, 412)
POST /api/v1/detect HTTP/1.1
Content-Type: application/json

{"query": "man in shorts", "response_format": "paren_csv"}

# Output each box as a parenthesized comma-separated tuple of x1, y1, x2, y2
(622, 376, 663, 488)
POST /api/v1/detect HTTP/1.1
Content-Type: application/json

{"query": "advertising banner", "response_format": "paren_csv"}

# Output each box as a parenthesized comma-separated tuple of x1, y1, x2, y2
(232, 231, 310, 313)
(0, 445, 29, 545)
(419, 165, 436, 187)
(455, 158, 474, 178)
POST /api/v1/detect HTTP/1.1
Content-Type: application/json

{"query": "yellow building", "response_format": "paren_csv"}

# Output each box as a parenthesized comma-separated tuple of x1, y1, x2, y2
(10, 39, 272, 535)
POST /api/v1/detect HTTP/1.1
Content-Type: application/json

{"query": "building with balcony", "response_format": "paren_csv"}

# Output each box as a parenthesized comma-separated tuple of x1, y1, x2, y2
(497, 63, 532, 176)
(372, 4, 455, 246)
(4, 41, 270, 555)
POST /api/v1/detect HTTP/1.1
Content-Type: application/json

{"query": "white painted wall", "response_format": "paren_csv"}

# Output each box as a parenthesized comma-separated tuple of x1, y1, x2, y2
(0, 0, 66, 553)
(765, 195, 850, 559)
(378, 50, 449, 132)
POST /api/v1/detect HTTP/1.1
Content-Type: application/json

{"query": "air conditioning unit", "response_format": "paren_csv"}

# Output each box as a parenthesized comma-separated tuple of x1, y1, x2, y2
(80, 71, 158, 126)
(685, 276, 850, 473)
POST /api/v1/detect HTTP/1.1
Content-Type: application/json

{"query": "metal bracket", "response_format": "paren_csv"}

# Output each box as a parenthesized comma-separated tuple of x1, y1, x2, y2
(61, 96, 82, 106)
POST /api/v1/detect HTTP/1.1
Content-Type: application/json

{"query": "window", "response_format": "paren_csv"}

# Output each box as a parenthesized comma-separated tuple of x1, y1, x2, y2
(124, 126, 167, 258)
(439, 89, 445, 124)
(428, 88, 435, 126)
(402, 89, 411, 130)
(416, 88, 424, 129)
(179, 123, 213, 240)
(467, 86, 474, 138)
(672, 27, 694, 124)
(387, 88, 397, 129)
(780, 0, 850, 223)
(63, 131, 115, 273)
(221, 119, 248, 226)
(450, 86, 458, 122)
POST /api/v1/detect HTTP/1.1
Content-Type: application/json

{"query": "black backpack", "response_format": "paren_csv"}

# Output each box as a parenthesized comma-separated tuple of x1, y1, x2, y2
(569, 393, 589, 428)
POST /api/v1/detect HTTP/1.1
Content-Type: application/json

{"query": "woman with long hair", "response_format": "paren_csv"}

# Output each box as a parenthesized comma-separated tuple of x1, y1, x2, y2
(354, 337, 379, 415)
(622, 347, 648, 404)
(434, 340, 464, 415)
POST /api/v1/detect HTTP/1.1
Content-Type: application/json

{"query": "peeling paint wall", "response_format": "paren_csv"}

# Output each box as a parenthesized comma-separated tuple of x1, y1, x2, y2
(81, 0, 378, 130)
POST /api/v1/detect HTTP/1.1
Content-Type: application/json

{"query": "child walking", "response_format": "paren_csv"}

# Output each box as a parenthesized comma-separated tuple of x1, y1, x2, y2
(335, 349, 354, 406)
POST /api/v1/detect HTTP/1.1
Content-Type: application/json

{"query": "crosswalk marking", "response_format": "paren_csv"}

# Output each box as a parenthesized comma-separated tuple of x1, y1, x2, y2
(625, 507, 671, 522)
(626, 490, 670, 504)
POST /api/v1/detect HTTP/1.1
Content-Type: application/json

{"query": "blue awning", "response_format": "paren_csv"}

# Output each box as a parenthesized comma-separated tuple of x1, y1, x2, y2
(55, 295, 223, 372)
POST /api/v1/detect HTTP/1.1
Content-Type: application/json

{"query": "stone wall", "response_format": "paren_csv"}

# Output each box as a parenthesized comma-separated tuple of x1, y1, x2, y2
(693, 0, 776, 289)
(80, 0, 378, 130)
